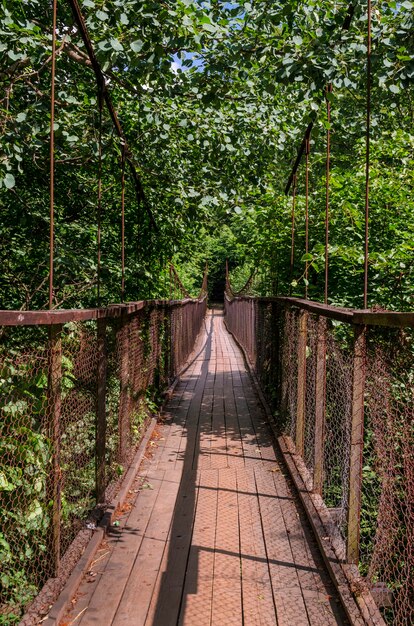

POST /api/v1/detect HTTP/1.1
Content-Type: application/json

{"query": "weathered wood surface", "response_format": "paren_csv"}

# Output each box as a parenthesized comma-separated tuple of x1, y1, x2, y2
(63, 310, 349, 626)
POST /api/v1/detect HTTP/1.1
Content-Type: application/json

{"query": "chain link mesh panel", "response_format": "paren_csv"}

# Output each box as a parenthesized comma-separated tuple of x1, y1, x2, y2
(224, 295, 414, 625)
(0, 327, 52, 620)
(0, 298, 206, 623)
(364, 326, 414, 626)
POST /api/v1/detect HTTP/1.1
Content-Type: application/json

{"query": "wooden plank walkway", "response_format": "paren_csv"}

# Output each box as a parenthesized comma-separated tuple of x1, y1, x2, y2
(63, 310, 349, 626)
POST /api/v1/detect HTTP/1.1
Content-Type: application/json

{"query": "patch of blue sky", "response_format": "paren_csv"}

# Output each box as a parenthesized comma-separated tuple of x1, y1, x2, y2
(171, 1, 244, 74)
(172, 51, 205, 73)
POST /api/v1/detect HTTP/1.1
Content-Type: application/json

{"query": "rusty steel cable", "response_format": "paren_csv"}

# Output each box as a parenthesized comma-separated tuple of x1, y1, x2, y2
(49, 0, 58, 310)
(97, 94, 103, 306)
(325, 84, 332, 305)
(121, 143, 126, 303)
(289, 174, 297, 295)
(364, 0, 371, 309)
(198, 262, 209, 299)
(169, 264, 191, 299)
(305, 136, 310, 299)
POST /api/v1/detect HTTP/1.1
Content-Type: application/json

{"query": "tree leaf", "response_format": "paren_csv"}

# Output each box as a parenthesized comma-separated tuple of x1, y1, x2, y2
(96, 10, 109, 21)
(4, 173, 15, 189)
(130, 40, 144, 52)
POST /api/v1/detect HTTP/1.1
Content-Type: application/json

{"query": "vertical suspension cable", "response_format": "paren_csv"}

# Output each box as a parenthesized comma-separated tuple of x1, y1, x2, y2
(325, 84, 332, 305)
(49, 0, 58, 310)
(275, 247, 280, 296)
(97, 92, 103, 306)
(304, 147, 309, 299)
(289, 174, 297, 295)
(121, 142, 126, 303)
(364, 0, 371, 309)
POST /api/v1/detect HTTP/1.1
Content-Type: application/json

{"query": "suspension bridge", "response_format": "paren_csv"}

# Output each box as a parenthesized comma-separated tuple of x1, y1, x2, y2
(0, 0, 413, 625)
(2, 268, 413, 626)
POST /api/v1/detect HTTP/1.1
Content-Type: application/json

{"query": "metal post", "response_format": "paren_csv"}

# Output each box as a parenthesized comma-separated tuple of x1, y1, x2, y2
(96, 318, 107, 503)
(47, 324, 62, 575)
(347, 324, 366, 563)
(251, 299, 256, 367)
(313, 316, 327, 494)
(118, 312, 130, 462)
(163, 306, 172, 384)
(296, 310, 308, 456)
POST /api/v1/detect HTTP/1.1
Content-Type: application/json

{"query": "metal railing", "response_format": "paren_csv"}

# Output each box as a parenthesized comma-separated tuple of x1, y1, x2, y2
(225, 293, 414, 626)
(0, 296, 206, 622)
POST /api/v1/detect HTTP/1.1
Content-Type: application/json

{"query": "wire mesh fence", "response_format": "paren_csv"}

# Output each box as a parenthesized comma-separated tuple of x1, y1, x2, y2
(224, 294, 414, 626)
(363, 325, 414, 625)
(0, 297, 206, 623)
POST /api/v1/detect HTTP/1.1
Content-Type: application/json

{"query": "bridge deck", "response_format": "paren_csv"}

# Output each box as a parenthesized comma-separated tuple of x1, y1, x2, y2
(63, 310, 349, 626)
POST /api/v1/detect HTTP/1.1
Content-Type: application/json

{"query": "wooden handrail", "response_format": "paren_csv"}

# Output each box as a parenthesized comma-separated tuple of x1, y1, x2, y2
(225, 294, 414, 327)
(0, 296, 207, 326)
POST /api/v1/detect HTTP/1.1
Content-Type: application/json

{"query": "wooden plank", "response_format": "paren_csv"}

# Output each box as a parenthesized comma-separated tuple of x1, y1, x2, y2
(222, 355, 244, 470)
(77, 470, 166, 626)
(232, 372, 262, 469)
(153, 362, 199, 471)
(145, 470, 199, 625)
(242, 387, 277, 465)
(0, 298, 200, 327)
(237, 468, 277, 626)
(196, 388, 214, 471)
(0, 308, 100, 325)
(175, 332, 210, 471)
(254, 465, 310, 625)
(277, 435, 367, 626)
(178, 469, 219, 625)
(209, 317, 228, 471)
(111, 469, 183, 626)
(211, 467, 243, 625)
(209, 398, 227, 470)
(270, 456, 346, 626)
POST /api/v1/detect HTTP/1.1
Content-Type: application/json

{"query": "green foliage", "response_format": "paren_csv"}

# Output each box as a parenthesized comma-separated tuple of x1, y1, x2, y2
(0, 359, 51, 620)
(0, 0, 412, 308)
